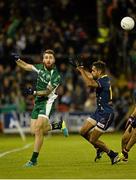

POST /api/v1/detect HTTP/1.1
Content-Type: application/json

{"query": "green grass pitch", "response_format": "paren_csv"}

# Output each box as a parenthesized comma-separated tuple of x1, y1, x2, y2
(0, 132, 136, 179)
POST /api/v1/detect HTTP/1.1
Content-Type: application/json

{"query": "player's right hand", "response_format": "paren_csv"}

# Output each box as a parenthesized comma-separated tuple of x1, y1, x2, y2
(11, 52, 20, 62)
(25, 87, 34, 95)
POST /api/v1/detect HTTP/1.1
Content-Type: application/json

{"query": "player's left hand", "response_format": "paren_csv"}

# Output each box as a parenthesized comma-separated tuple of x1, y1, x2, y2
(76, 66, 84, 72)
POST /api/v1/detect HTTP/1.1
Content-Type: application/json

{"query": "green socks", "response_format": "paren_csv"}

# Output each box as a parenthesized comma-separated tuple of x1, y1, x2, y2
(30, 152, 39, 163)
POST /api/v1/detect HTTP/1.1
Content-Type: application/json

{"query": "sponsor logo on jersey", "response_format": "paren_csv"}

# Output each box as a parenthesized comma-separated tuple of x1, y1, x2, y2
(97, 122, 105, 128)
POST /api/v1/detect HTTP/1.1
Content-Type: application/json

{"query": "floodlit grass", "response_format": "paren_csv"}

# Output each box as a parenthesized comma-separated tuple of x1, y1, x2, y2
(0, 132, 136, 179)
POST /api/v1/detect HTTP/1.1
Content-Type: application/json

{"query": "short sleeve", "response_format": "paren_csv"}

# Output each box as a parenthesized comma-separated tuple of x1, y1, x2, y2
(32, 64, 43, 72)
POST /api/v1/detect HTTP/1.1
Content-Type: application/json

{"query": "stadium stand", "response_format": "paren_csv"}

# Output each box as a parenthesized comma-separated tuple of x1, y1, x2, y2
(0, 0, 136, 132)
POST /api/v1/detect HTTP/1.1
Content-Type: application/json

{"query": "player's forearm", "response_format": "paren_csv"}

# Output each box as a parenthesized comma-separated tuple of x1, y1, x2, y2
(131, 106, 136, 117)
(34, 89, 52, 96)
(80, 70, 97, 87)
(16, 59, 33, 71)
(82, 69, 91, 77)
(80, 71, 91, 86)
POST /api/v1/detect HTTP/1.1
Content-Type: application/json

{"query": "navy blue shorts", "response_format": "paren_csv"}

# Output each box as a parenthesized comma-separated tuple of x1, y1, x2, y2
(90, 109, 114, 131)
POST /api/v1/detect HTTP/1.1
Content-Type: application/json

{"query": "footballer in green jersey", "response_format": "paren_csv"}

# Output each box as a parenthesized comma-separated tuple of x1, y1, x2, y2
(12, 49, 68, 167)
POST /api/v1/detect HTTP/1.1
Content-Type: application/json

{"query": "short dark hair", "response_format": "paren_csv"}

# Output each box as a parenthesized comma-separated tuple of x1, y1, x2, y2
(92, 60, 106, 73)
(43, 49, 55, 56)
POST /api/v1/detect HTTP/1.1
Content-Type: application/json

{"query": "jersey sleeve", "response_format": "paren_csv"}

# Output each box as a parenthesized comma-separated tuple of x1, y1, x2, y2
(32, 64, 42, 73)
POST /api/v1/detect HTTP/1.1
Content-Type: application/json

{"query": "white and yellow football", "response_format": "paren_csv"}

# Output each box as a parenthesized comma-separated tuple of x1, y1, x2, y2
(121, 16, 135, 31)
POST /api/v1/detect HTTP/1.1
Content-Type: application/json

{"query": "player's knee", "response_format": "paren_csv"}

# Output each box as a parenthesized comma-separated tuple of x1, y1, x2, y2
(30, 125, 37, 135)
(43, 126, 49, 134)
(79, 128, 86, 137)
(30, 129, 35, 135)
(34, 125, 44, 135)
(35, 128, 43, 136)
(89, 137, 96, 145)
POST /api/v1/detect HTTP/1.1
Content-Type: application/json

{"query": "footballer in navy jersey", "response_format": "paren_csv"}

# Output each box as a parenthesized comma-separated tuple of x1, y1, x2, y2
(77, 60, 119, 165)
(91, 75, 114, 131)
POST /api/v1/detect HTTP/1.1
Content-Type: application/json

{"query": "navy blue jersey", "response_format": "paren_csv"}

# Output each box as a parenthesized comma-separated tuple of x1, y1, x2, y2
(96, 75, 113, 113)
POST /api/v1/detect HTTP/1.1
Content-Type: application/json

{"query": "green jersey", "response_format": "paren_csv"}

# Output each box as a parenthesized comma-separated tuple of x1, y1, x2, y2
(32, 64, 61, 93)
(31, 64, 61, 119)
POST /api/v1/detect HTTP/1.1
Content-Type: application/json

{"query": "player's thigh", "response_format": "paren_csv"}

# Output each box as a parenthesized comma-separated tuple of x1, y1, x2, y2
(44, 124, 52, 134)
(30, 119, 37, 134)
(80, 118, 96, 134)
(31, 116, 49, 134)
(42, 117, 51, 132)
(30, 103, 40, 133)
(37, 115, 50, 130)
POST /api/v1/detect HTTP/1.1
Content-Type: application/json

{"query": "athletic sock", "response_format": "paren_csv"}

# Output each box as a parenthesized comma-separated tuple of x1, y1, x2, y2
(107, 150, 117, 158)
(123, 148, 129, 152)
(122, 148, 129, 159)
(30, 152, 39, 163)
(51, 121, 62, 130)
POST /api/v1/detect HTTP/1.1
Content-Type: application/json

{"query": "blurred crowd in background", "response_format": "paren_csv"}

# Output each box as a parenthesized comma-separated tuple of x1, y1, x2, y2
(0, 0, 136, 129)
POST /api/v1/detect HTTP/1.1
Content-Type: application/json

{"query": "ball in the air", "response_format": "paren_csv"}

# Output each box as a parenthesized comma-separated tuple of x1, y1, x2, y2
(121, 16, 135, 30)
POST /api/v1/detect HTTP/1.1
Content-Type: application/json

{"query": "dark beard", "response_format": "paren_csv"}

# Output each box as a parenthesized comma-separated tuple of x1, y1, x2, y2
(45, 64, 54, 70)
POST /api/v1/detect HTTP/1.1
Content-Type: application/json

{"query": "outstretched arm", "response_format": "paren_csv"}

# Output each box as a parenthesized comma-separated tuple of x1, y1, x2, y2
(16, 59, 33, 71)
(12, 53, 33, 71)
(77, 67, 98, 88)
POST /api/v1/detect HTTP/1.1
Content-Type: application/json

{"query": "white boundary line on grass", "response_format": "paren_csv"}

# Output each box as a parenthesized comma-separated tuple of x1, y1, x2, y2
(0, 133, 52, 159)
(0, 143, 32, 158)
